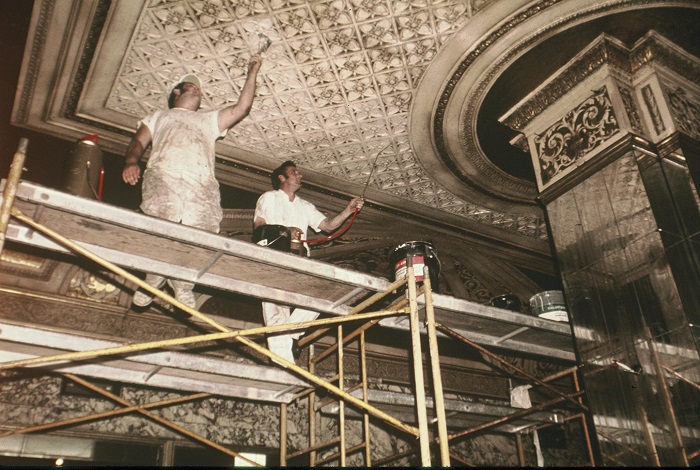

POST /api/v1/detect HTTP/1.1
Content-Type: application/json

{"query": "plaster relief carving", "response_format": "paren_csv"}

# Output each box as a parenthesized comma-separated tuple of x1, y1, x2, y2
(67, 269, 122, 305)
(534, 87, 619, 186)
(619, 84, 644, 135)
(665, 85, 700, 140)
(642, 84, 666, 135)
(451, 258, 493, 304)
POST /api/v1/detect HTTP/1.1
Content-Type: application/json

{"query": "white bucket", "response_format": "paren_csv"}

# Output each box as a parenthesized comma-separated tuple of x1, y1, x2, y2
(529, 290, 568, 321)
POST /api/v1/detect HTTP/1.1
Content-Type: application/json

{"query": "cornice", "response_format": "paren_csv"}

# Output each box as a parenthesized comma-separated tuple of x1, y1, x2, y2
(629, 31, 700, 84)
(500, 36, 630, 132)
(63, 0, 115, 129)
(13, 0, 54, 126)
(502, 30, 700, 132)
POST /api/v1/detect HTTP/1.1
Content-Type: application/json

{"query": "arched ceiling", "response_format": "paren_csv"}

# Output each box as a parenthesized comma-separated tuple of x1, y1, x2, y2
(12, 0, 700, 249)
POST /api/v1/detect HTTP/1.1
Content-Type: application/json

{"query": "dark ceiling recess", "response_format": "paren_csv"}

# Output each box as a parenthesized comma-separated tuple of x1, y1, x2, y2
(478, 7, 700, 182)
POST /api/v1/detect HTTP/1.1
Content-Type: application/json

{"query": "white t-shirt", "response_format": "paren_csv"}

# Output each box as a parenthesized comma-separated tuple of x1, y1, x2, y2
(140, 108, 226, 183)
(255, 189, 327, 236)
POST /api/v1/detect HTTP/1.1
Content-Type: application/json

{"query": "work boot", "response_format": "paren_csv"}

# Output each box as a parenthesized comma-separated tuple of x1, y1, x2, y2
(132, 274, 166, 307)
(167, 279, 196, 309)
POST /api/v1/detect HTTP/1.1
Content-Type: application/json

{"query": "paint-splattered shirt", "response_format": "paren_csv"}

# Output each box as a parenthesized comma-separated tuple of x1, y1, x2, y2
(138, 108, 226, 232)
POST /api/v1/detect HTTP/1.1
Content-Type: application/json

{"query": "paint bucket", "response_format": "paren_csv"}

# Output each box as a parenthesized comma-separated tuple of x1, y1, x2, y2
(253, 224, 291, 252)
(388, 241, 440, 290)
(529, 290, 568, 321)
(62, 136, 103, 199)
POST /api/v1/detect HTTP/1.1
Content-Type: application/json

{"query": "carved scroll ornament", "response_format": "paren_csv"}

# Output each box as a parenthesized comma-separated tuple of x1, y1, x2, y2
(535, 87, 619, 186)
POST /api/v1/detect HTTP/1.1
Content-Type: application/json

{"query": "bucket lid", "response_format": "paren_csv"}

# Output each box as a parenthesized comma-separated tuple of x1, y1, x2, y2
(390, 240, 435, 253)
(529, 290, 564, 302)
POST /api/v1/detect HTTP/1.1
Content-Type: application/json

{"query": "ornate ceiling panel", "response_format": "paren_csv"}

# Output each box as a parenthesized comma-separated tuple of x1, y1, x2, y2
(16, 0, 696, 251)
(103, 0, 546, 236)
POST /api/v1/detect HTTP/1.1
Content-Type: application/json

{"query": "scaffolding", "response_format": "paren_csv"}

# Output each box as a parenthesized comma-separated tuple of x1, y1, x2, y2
(0, 143, 596, 465)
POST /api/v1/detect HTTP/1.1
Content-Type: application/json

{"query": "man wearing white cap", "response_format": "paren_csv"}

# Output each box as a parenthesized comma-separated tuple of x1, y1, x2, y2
(122, 53, 263, 309)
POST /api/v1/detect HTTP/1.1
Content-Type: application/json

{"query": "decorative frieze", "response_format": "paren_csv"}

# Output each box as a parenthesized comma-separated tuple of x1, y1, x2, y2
(450, 258, 493, 304)
(664, 85, 700, 140)
(500, 36, 630, 132)
(534, 87, 619, 186)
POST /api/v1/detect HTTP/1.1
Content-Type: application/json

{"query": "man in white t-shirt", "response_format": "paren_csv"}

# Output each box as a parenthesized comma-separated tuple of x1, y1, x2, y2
(254, 160, 364, 362)
(122, 54, 263, 309)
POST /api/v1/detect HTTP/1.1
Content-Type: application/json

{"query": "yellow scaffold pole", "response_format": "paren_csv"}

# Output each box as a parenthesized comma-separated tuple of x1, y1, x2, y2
(0, 309, 407, 370)
(0, 138, 28, 254)
(234, 334, 420, 437)
(423, 266, 450, 465)
(406, 264, 431, 465)
(6, 202, 418, 440)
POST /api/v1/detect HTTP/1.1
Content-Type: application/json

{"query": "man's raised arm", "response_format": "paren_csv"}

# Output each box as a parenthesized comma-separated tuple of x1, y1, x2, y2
(218, 53, 263, 132)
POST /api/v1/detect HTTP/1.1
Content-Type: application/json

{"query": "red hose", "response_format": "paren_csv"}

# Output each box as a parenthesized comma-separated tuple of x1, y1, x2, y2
(302, 208, 358, 245)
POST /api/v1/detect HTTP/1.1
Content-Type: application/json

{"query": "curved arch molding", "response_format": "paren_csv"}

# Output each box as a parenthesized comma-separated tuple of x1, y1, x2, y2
(410, 0, 700, 214)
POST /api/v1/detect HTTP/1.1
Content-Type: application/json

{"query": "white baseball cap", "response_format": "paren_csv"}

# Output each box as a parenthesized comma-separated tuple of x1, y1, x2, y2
(168, 73, 202, 97)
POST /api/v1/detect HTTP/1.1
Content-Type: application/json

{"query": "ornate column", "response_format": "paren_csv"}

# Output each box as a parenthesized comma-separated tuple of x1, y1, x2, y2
(501, 31, 700, 466)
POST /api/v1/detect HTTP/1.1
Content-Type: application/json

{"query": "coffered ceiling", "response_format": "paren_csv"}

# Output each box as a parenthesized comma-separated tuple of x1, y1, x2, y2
(11, 0, 700, 252)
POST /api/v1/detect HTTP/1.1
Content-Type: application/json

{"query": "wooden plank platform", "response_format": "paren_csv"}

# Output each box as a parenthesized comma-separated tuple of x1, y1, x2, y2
(2, 180, 584, 360)
(0, 320, 307, 403)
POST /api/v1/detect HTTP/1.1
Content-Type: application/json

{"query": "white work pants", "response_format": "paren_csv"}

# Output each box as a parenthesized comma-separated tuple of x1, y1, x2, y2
(261, 302, 319, 362)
